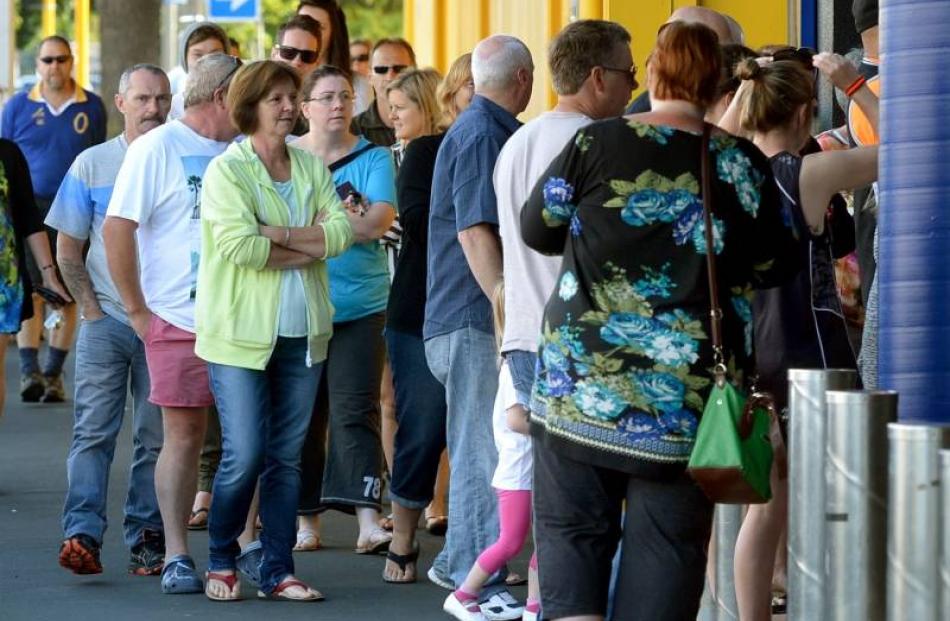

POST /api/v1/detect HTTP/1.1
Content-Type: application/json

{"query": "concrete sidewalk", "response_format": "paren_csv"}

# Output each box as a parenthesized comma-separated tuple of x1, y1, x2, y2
(0, 344, 529, 621)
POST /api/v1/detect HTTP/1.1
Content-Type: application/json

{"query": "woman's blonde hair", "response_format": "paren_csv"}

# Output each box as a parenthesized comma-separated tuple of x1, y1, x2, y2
(386, 68, 443, 137)
(491, 279, 505, 353)
(733, 58, 815, 134)
(437, 52, 473, 130)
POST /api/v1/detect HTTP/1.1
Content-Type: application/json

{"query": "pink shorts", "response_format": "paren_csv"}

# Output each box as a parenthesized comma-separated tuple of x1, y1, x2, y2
(144, 315, 215, 408)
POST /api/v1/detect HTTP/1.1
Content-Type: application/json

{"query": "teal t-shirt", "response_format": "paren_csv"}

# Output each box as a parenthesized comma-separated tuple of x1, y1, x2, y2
(327, 138, 396, 322)
(274, 179, 308, 337)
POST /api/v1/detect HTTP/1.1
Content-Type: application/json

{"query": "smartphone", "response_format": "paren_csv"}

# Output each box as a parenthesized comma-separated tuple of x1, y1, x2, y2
(335, 181, 362, 204)
(35, 285, 69, 307)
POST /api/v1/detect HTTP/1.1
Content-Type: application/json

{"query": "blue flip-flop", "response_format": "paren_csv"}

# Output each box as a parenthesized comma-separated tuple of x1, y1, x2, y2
(161, 555, 203, 594)
(236, 540, 263, 587)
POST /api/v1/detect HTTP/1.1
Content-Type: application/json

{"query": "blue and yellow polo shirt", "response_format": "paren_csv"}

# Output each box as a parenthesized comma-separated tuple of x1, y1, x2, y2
(1, 82, 106, 201)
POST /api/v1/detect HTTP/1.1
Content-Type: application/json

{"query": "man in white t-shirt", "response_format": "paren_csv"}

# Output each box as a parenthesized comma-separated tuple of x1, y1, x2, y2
(494, 19, 637, 412)
(103, 53, 241, 595)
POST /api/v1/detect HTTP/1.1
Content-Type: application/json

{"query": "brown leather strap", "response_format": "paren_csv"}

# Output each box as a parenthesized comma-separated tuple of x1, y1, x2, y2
(700, 124, 724, 368)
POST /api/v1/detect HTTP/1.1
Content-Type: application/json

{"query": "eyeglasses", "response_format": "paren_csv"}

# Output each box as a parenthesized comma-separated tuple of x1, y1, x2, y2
(304, 91, 354, 106)
(275, 45, 319, 64)
(39, 55, 72, 65)
(215, 56, 243, 93)
(352, 54, 370, 63)
(373, 65, 408, 75)
(601, 64, 638, 84)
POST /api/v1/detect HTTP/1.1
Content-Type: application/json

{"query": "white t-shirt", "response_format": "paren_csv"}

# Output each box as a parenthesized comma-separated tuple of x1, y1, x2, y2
(107, 119, 230, 332)
(493, 111, 592, 353)
(492, 361, 533, 491)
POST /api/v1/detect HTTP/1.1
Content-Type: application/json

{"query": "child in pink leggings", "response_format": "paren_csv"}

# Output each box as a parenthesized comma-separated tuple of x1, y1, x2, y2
(442, 359, 540, 621)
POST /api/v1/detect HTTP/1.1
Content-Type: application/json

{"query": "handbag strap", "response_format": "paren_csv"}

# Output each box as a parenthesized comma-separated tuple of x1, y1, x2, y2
(700, 124, 726, 381)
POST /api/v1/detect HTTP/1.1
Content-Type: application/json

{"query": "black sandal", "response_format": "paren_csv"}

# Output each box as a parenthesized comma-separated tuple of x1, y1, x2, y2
(382, 542, 420, 584)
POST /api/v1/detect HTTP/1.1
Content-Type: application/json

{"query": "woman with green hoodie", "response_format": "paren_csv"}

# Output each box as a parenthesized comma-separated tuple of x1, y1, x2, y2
(194, 60, 352, 602)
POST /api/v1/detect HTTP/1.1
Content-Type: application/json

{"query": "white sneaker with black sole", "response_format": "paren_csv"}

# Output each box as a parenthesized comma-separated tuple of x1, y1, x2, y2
(479, 591, 525, 621)
(443, 592, 487, 620)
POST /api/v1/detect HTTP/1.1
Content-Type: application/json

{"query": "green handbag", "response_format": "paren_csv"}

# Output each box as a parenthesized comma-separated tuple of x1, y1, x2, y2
(686, 124, 781, 505)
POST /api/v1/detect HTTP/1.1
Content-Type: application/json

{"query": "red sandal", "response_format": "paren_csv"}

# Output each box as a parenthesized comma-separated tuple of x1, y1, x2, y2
(205, 571, 241, 601)
(258, 577, 324, 602)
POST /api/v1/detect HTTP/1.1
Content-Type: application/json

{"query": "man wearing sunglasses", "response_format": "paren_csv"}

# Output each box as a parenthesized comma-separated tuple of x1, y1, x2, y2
(351, 38, 416, 147)
(1, 35, 106, 404)
(271, 15, 322, 136)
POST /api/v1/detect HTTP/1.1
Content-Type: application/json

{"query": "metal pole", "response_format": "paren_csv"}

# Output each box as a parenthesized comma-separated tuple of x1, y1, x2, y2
(939, 449, 950, 620)
(711, 504, 742, 621)
(787, 369, 858, 620)
(824, 390, 897, 621)
(74, 0, 90, 89)
(887, 424, 949, 621)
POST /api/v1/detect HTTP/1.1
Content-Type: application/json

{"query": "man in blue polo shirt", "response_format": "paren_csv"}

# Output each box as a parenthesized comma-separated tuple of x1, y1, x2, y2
(1, 35, 106, 403)
(424, 34, 533, 621)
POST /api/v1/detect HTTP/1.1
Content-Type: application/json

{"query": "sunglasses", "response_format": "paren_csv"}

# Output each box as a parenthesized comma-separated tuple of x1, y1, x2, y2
(601, 64, 638, 84)
(275, 45, 319, 64)
(215, 56, 243, 93)
(39, 55, 72, 65)
(373, 64, 408, 75)
(352, 54, 370, 62)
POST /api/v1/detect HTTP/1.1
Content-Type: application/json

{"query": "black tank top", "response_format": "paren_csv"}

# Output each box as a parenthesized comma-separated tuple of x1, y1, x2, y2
(752, 152, 859, 409)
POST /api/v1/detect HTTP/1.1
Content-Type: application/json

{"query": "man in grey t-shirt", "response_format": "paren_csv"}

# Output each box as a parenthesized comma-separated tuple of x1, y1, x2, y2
(46, 64, 170, 577)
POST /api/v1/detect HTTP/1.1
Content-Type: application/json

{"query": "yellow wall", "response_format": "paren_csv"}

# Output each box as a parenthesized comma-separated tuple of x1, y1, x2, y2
(404, 0, 791, 120)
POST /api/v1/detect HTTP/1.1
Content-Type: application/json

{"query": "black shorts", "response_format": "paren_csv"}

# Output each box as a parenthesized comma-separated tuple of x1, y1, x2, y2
(532, 443, 714, 620)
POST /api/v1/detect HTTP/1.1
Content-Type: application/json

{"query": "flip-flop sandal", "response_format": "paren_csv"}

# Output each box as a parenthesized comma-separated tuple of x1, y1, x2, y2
(425, 515, 448, 536)
(187, 508, 209, 530)
(382, 541, 420, 584)
(379, 514, 394, 531)
(293, 530, 321, 552)
(258, 578, 324, 602)
(506, 572, 528, 587)
(205, 571, 241, 601)
(355, 527, 392, 555)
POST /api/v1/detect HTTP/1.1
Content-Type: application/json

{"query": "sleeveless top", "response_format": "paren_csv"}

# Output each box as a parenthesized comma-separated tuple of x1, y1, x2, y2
(752, 152, 859, 409)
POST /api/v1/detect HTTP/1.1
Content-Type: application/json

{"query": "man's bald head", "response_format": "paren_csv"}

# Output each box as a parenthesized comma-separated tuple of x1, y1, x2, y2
(667, 6, 735, 44)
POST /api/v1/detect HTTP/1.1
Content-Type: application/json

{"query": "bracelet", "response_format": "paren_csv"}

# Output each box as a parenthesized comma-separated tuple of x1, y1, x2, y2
(845, 76, 867, 97)
(40, 264, 56, 271)
(284, 226, 291, 245)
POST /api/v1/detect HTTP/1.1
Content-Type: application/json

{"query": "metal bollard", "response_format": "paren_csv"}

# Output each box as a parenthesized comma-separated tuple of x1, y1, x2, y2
(940, 450, 950, 620)
(788, 369, 858, 620)
(824, 390, 897, 621)
(887, 424, 950, 621)
(711, 504, 742, 621)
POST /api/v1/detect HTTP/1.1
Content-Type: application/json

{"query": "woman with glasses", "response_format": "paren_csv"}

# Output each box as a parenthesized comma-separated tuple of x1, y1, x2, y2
(195, 60, 352, 602)
(720, 52, 878, 621)
(291, 65, 398, 556)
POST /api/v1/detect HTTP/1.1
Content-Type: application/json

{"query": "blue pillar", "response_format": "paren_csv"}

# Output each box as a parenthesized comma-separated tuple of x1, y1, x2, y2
(877, 0, 950, 423)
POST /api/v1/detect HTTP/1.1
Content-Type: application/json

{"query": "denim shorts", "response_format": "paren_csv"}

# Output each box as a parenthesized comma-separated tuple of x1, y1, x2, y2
(504, 350, 537, 409)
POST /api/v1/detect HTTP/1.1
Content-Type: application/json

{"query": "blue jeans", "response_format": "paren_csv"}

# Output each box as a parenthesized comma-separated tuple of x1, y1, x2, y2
(207, 337, 321, 593)
(425, 327, 506, 594)
(62, 314, 163, 547)
(386, 328, 447, 509)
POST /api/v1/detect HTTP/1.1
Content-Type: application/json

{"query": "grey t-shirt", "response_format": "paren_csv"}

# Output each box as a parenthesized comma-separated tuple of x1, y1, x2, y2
(46, 134, 131, 324)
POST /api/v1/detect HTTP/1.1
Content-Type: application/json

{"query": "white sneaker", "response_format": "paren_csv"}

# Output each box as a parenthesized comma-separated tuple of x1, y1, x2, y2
(444, 592, 487, 621)
(428, 565, 454, 590)
(479, 591, 525, 621)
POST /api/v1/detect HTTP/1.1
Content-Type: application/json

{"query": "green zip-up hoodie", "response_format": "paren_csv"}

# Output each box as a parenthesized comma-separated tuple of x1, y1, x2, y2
(195, 139, 352, 370)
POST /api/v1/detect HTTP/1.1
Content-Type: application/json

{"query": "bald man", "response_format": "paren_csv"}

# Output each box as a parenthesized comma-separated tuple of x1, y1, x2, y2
(625, 7, 743, 113)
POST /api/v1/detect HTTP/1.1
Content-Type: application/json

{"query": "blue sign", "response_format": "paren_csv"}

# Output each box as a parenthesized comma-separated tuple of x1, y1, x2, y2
(208, 0, 260, 22)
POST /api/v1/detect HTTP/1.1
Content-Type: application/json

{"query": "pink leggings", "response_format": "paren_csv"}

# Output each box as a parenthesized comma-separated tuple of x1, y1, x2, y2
(476, 489, 538, 575)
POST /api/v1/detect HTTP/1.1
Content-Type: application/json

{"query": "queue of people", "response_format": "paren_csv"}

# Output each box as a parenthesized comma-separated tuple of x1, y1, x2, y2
(0, 0, 884, 619)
